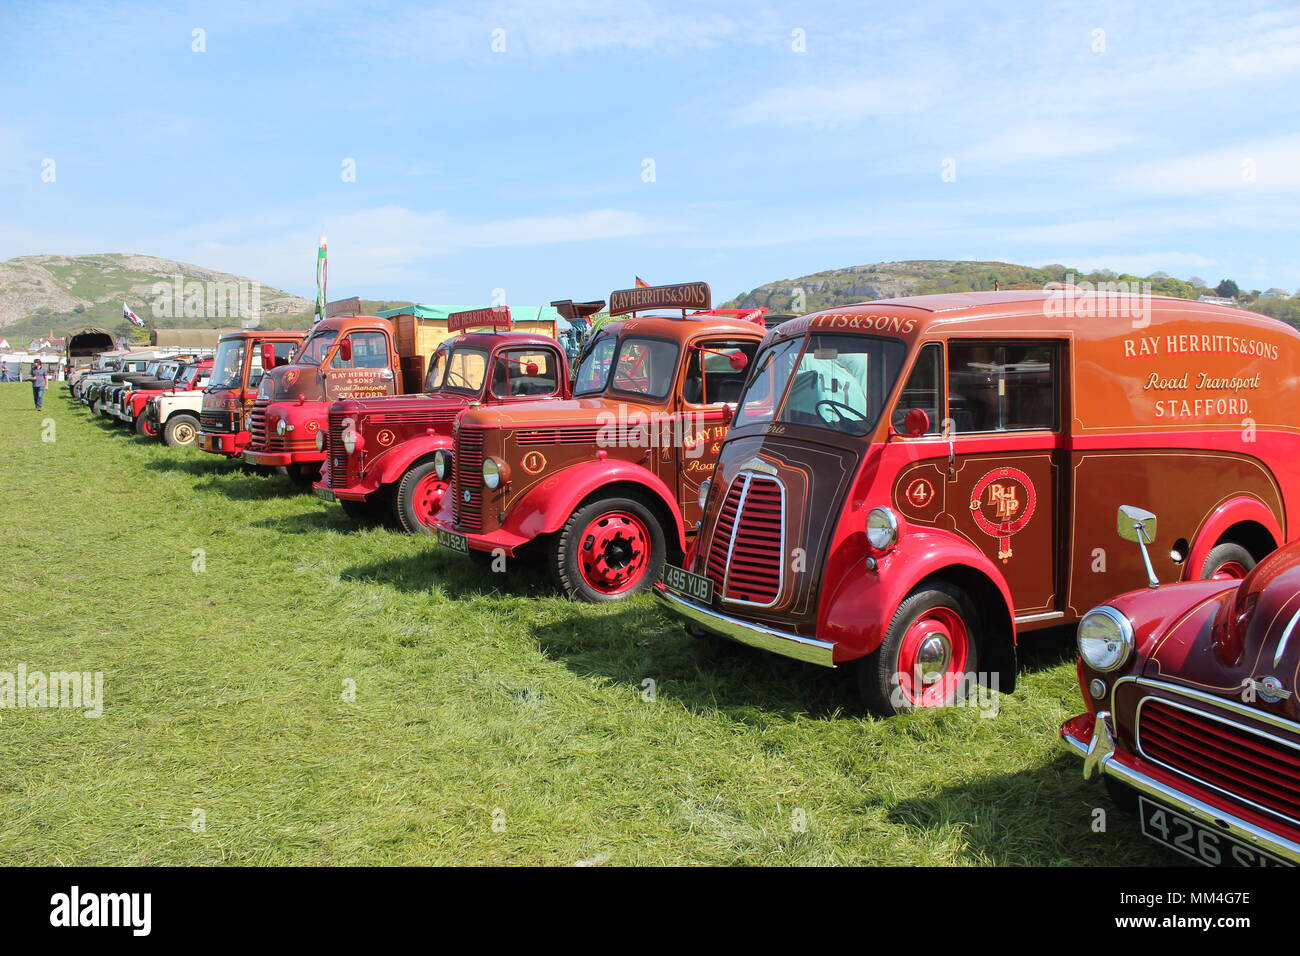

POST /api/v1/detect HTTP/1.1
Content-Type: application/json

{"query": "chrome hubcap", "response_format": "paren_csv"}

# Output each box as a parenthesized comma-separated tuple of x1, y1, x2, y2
(915, 635, 951, 685)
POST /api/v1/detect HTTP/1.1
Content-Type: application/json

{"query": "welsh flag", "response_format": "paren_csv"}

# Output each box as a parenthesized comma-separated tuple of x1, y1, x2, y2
(122, 302, 145, 327)
(314, 236, 328, 324)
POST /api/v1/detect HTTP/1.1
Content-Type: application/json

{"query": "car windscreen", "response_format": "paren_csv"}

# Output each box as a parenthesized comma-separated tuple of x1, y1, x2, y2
(209, 340, 245, 389)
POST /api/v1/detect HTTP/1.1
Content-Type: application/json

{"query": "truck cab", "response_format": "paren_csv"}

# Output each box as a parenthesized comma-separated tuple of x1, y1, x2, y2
(198, 330, 306, 458)
(241, 316, 406, 484)
(315, 310, 571, 531)
(432, 281, 767, 601)
(121, 359, 212, 437)
(654, 290, 1300, 715)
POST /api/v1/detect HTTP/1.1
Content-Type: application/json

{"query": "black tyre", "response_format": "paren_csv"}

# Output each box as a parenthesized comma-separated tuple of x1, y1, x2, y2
(162, 413, 199, 447)
(1199, 542, 1255, 581)
(856, 581, 980, 716)
(549, 496, 666, 602)
(394, 459, 448, 534)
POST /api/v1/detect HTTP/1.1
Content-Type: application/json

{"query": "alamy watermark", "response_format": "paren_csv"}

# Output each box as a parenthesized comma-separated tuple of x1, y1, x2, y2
(0, 665, 103, 718)
(1042, 273, 1155, 328)
(151, 275, 261, 322)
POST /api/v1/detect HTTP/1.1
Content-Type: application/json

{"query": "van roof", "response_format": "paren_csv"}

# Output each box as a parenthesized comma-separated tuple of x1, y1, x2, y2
(769, 290, 1293, 342)
(596, 311, 768, 342)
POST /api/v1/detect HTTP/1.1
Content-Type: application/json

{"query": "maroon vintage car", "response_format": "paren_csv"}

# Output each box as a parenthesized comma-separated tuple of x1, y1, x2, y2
(1061, 504, 1299, 866)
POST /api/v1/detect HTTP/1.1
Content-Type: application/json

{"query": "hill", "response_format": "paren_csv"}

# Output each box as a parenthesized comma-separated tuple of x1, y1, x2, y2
(0, 253, 325, 344)
(722, 259, 1300, 327)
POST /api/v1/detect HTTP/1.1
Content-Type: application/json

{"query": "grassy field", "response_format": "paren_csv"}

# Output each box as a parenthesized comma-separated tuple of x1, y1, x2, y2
(0, 382, 1174, 866)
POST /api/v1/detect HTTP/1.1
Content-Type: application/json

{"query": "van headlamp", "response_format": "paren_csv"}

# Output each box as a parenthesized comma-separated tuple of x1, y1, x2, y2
(1078, 606, 1135, 673)
(315, 429, 326, 452)
(483, 457, 509, 490)
(275, 418, 288, 436)
(866, 507, 900, 552)
(698, 478, 712, 511)
(435, 449, 452, 480)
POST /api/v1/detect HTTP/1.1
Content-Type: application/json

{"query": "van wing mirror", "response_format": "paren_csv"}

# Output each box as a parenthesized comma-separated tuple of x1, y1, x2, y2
(260, 342, 277, 370)
(338, 338, 353, 363)
(902, 408, 930, 437)
(1117, 505, 1160, 588)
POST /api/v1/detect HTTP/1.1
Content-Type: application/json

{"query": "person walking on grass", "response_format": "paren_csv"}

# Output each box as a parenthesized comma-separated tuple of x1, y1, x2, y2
(28, 359, 48, 410)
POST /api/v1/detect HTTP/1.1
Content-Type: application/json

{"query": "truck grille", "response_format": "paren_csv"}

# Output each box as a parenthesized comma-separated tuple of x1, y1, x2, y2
(327, 410, 355, 488)
(517, 425, 602, 446)
(249, 401, 269, 448)
(200, 410, 235, 433)
(705, 473, 784, 606)
(454, 427, 486, 531)
(1137, 698, 1300, 826)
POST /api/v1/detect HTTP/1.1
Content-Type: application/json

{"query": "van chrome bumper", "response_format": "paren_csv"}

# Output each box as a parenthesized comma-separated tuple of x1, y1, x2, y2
(1062, 712, 1300, 864)
(653, 584, 836, 668)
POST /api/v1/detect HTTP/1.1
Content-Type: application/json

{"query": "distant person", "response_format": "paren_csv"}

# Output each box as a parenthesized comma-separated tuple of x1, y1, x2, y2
(28, 359, 48, 410)
(0, 361, 9, 383)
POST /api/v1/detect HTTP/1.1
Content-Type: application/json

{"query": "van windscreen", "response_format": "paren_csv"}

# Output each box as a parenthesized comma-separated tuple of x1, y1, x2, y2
(734, 334, 907, 437)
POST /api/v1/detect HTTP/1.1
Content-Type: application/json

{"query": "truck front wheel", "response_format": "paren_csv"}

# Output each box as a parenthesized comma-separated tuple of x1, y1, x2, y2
(395, 460, 448, 534)
(857, 582, 980, 716)
(551, 497, 665, 602)
(162, 413, 199, 447)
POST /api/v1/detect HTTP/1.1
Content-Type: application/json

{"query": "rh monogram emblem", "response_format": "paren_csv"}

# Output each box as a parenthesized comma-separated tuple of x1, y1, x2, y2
(969, 467, 1037, 563)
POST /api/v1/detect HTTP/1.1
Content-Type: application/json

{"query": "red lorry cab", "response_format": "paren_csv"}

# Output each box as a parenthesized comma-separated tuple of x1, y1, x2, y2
(655, 290, 1300, 715)
(241, 316, 414, 484)
(432, 281, 768, 602)
(198, 330, 307, 458)
(314, 311, 571, 531)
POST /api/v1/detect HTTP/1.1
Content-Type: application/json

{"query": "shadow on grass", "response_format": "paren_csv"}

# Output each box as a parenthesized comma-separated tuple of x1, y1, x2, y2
(1017, 623, 1078, 675)
(885, 755, 1177, 866)
(143, 458, 307, 500)
(532, 604, 865, 721)
(340, 550, 557, 596)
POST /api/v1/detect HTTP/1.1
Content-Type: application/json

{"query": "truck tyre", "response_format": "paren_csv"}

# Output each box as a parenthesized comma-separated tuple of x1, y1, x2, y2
(856, 581, 980, 716)
(1200, 542, 1255, 581)
(395, 460, 448, 534)
(550, 496, 665, 602)
(162, 413, 199, 447)
(285, 464, 320, 488)
(136, 413, 158, 438)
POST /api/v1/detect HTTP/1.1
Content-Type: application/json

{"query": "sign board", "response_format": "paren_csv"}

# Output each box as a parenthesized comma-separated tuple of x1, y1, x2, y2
(327, 296, 363, 318)
(608, 282, 710, 317)
(447, 306, 512, 333)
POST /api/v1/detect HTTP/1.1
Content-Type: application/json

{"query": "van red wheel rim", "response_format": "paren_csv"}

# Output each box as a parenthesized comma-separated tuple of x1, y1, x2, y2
(1210, 560, 1249, 581)
(897, 607, 970, 708)
(414, 474, 448, 526)
(578, 510, 650, 594)
(142, 419, 158, 437)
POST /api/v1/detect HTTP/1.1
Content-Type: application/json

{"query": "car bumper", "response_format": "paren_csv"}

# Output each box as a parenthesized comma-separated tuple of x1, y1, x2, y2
(198, 431, 245, 456)
(241, 448, 321, 467)
(652, 583, 837, 668)
(315, 479, 370, 502)
(434, 521, 532, 557)
(1061, 711, 1300, 864)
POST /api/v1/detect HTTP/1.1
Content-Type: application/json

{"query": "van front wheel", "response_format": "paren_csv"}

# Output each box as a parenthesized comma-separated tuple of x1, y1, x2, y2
(1200, 542, 1255, 581)
(857, 582, 979, 716)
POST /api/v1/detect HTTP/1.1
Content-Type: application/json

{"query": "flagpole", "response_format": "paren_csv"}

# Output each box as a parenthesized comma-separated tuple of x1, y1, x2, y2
(315, 236, 328, 324)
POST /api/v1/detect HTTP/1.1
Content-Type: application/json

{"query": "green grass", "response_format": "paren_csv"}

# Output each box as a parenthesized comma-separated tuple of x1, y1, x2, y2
(0, 383, 1173, 865)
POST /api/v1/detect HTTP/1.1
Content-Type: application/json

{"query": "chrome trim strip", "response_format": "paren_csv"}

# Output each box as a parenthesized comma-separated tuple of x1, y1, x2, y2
(1014, 611, 1065, 624)
(654, 586, 835, 668)
(1275, 607, 1300, 668)
(721, 471, 786, 610)
(1062, 715, 1300, 864)
(1135, 694, 1300, 828)
(1116, 675, 1300, 737)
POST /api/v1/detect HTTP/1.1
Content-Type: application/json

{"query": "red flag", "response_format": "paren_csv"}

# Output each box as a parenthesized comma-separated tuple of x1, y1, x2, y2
(634, 276, 649, 288)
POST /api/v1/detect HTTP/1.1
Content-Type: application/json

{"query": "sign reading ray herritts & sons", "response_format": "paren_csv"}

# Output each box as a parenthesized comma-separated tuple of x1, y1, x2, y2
(448, 306, 512, 333)
(608, 282, 711, 317)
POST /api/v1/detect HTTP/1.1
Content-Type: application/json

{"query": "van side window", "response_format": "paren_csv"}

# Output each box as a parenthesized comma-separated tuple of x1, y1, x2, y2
(891, 343, 943, 433)
(491, 348, 560, 398)
(948, 342, 1057, 432)
(682, 339, 759, 405)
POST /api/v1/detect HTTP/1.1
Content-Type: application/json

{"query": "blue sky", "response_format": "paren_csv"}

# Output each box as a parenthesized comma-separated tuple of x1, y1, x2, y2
(2, 0, 1299, 305)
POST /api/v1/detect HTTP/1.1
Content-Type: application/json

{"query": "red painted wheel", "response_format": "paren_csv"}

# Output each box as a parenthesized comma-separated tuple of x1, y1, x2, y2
(551, 497, 667, 602)
(396, 459, 448, 535)
(576, 510, 650, 595)
(412, 472, 447, 527)
(1200, 542, 1256, 582)
(895, 606, 971, 708)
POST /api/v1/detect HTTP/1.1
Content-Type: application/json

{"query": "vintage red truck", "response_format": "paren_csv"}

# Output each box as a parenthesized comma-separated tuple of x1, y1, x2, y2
(111, 358, 212, 435)
(198, 330, 306, 458)
(432, 282, 768, 601)
(313, 306, 573, 530)
(652, 290, 1300, 714)
(1062, 506, 1300, 866)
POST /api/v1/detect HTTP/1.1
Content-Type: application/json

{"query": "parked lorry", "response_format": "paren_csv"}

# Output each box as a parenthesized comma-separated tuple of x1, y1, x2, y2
(197, 330, 306, 459)
(652, 290, 1300, 714)
(242, 306, 559, 485)
(432, 282, 768, 601)
(314, 306, 572, 530)
(112, 358, 212, 435)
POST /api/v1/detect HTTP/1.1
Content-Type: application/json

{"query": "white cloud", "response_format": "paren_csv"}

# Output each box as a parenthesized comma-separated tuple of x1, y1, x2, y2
(962, 123, 1140, 165)
(1122, 134, 1300, 194)
(737, 75, 937, 128)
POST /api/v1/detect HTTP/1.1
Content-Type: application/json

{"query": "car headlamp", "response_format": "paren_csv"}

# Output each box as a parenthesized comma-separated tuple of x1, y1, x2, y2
(866, 507, 900, 551)
(483, 457, 508, 490)
(697, 478, 712, 511)
(434, 449, 452, 480)
(1077, 605, 1135, 673)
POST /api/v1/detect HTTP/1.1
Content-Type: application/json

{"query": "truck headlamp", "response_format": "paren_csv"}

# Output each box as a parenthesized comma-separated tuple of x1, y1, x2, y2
(315, 430, 326, 452)
(1077, 605, 1134, 673)
(482, 457, 509, 490)
(698, 478, 712, 511)
(275, 418, 288, 437)
(434, 449, 452, 480)
(341, 424, 363, 456)
(866, 507, 900, 552)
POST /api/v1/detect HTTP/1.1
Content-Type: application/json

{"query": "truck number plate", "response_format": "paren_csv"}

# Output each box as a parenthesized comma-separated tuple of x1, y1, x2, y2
(1139, 797, 1292, 867)
(662, 564, 713, 603)
(437, 529, 469, 554)
(314, 486, 336, 503)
